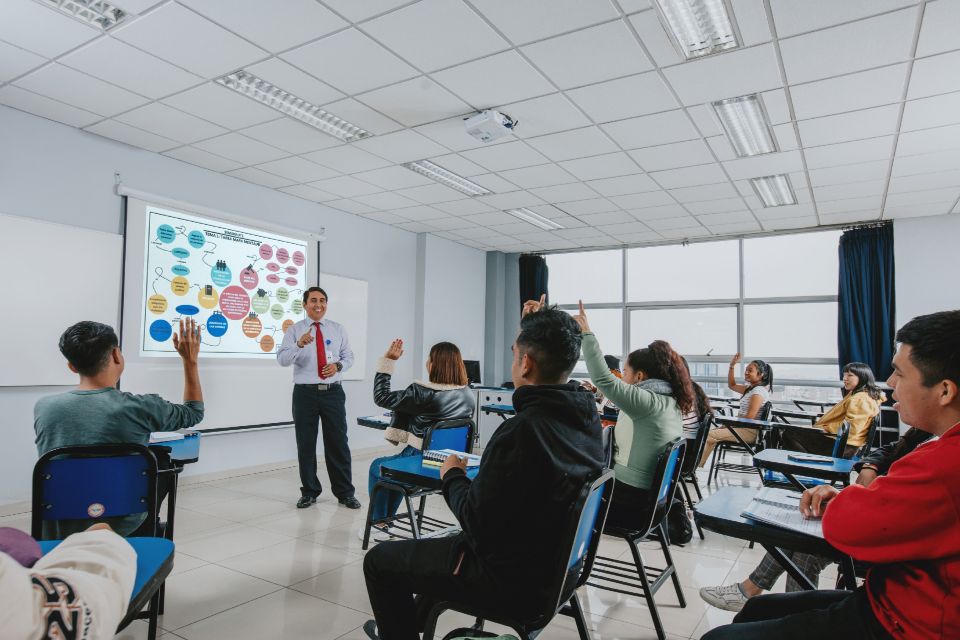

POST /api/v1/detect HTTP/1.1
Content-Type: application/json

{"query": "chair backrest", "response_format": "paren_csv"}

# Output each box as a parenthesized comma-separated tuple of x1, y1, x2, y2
(832, 422, 851, 457)
(681, 413, 713, 475)
(757, 401, 773, 421)
(422, 417, 477, 454)
(601, 424, 615, 468)
(32, 444, 159, 539)
(859, 414, 882, 456)
(638, 439, 686, 537)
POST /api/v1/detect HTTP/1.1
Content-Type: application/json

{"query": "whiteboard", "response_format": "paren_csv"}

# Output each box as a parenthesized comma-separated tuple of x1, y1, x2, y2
(0, 213, 122, 386)
(317, 272, 368, 380)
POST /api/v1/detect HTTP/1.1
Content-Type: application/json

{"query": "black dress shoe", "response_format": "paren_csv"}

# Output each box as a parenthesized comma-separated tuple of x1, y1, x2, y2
(296, 496, 317, 509)
(339, 496, 362, 509)
(362, 620, 379, 639)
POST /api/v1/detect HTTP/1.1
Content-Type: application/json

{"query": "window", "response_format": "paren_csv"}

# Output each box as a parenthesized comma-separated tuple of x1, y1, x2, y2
(546, 250, 622, 305)
(743, 230, 841, 298)
(630, 307, 737, 356)
(744, 302, 838, 359)
(627, 240, 739, 301)
(567, 308, 622, 375)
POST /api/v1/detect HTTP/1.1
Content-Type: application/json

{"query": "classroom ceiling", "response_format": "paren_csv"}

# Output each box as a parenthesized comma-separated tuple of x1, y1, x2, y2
(2, 0, 959, 252)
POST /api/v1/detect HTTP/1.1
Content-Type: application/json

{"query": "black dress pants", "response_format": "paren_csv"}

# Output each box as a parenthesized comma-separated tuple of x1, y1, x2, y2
(292, 384, 355, 499)
(701, 588, 892, 640)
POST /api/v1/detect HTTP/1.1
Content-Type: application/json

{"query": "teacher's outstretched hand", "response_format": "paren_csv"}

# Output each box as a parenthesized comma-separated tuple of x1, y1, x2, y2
(572, 300, 591, 333)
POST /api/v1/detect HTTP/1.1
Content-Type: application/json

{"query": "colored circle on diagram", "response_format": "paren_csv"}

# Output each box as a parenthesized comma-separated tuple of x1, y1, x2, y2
(270, 304, 284, 320)
(259, 243, 273, 260)
(285, 277, 298, 286)
(149, 320, 172, 342)
(292, 250, 305, 267)
(285, 266, 298, 275)
(266, 274, 280, 284)
(156, 224, 176, 243)
(171, 264, 190, 276)
(275, 287, 289, 303)
(219, 285, 250, 320)
(187, 230, 205, 248)
(206, 312, 228, 337)
(291, 299, 303, 314)
(176, 304, 199, 316)
(197, 287, 219, 309)
(266, 262, 280, 272)
(172, 247, 190, 259)
(242, 315, 262, 337)
(170, 276, 190, 296)
(210, 264, 232, 286)
(260, 335, 275, 352)
(239, 267, 259, 290)
(276, 248, 290, 263)
(251, 293, 270, 314)
(282, 319, 295, 333)
(147, 294, 168, 315)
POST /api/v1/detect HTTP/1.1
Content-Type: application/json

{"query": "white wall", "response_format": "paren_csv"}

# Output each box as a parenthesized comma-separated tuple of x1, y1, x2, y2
(894, 214, 960, 323)
(0, 105, 487, 506)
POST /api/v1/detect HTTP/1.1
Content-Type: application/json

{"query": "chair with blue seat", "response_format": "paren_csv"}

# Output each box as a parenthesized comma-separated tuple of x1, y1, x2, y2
(708, 401, 772, 486)
(420, 468, 616, 640)
(587, 439, 687, 640)
(362, 417, 476, 550)
(678, 414, 713, 539)
(761, 422, 852, 489)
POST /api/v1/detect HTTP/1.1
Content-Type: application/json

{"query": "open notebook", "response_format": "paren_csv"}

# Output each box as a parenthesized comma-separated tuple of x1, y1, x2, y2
(423, 449, 482, 468)
(741, 487, 824, 538)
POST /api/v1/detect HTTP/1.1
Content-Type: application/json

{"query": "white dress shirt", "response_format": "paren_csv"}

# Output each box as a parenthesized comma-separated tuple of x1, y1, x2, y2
(277, 316, 354, 384)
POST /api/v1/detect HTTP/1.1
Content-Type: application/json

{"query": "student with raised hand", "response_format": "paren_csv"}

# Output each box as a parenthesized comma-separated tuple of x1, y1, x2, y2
(572, 300, 693, 532)
(703, 310, 960, 640)
(698, 353, 773, 466)
(360, 338, 475, 542)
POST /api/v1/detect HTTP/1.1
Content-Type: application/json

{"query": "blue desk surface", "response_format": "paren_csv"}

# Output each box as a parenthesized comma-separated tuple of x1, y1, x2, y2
(753, 448, 855, 477)
(148, 433, 200, 464)
(380, 454, 480, 489)
(480, 403, 515, 415)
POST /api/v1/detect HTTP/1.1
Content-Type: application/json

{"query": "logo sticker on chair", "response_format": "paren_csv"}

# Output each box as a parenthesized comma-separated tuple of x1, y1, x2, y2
(87, 503, 105, 518)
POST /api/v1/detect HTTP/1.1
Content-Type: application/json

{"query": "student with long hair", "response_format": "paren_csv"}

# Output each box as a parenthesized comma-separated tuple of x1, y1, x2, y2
(698, 353, 773, 466)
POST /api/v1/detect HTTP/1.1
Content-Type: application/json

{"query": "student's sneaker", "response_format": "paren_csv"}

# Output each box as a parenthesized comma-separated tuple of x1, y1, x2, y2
(699, 583, 750, 612)
(357, 525, 393, 543)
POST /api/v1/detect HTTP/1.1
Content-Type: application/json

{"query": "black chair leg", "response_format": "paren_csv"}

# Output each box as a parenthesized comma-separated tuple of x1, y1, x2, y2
(157, 582, 165, 615)
(690, 474, 703, 500)
(363, 485, 382, 550)
(708, 444, 721, 487)
(568, 593, 593, 640)
(403, 493, 421, 539)
(147, 590, 160, 640)
(417, 494, 427, 529)
(679, 478, 694, 512)
(657, 525, 686, 607)
(628, 539, 667, 640)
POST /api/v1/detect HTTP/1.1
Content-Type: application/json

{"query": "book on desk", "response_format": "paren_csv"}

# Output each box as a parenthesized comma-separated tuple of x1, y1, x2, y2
(422, 449, 482, 468)
(741, 487, 823, 538)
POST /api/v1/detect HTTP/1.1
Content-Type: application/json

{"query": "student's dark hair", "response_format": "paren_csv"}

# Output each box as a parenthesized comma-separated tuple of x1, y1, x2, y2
(746, 359, 774, 392)
(428, 342, 468, 386)
(842, 362, 884, 401)
(627, 341, 695, 414)
(603, 354, 621, 372)
(516, 306, 582, 384)
(302, 286, 328, 304)
(895, 310, 960, 387)
(58, 321, 119, 377)
(681, 356, 713, 418)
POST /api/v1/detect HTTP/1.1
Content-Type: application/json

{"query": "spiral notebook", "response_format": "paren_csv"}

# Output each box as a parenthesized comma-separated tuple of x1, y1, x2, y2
(422, 449, 482, 468)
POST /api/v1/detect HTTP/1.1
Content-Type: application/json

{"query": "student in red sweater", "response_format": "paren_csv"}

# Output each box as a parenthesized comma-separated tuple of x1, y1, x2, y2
(703, 309, 960, 640)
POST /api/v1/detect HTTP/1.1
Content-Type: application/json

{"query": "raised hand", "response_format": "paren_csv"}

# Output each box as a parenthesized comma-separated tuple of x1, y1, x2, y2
(521, 293, 546, 318)
(729, 352, 742, 367)
(571, 299, 591, 333)
(385, 338, 404, 360)
(172, 318, 201, 363)
(297, 330, 315, 348)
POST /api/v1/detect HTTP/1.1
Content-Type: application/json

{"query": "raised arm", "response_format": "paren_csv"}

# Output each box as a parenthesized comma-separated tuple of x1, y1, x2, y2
(172, 318, 202, 403)
(728, 352, 747, 394)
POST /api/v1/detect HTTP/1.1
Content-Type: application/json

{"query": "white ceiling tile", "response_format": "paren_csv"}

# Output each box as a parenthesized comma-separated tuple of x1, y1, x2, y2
(357, 77, 470, 127)
(760, 89, 791, 125)
(353, 165, 433, 191)
(627, 10, 683, 68)
(610, 190, 676, 209)
(579, 82, 679, 133)
(475, 191, 546, 209)
(180, 0, 346, 53)
(669, 182, 740, 203)
(886, 185, 959, 203)
(559, 153, 640, 181)
(586, 173, 660, 196)
(397, 221, 442, 233)
(628, 139, 715, 172)
(661, 44, 782, 105)
(888, 169, 960, 193)
(389, 205, 448, 221)
(162, 84, 279, 130)
(240, 118, 343, 155)
(489, 221, 543, 235)
(394, 183, 467, 204)
(245, 58, 344, 106)
(797, 105, 900, 147)
(698, 211, 758, 226)
(521, 21, 652, 90)
(224, 166, 296, 189)
(309, 176, 383, 198)
(428, 217, 483, 231)
(883, 203, 954, 219)
(473, 0, 619, 44)
(596, 221, 654, 236)
(15, 63, 147, 117)
(732, 0, 773, 46)
(908, 50, 960, 100)
(0, 85, 100, 127)
(721, 150, 804, 181)
(115, 0, 165, 11)
(322, 0, 410, 22)
(257, 156, 340, 182)
(818, 195, 883, 214)
(363, 0, 508, 72)
(352, 191, 421, 210)
(281, 29, 417, 95)
(0, 41, 45, 83)
(163, 145, 243, 172)
(686, 104, 723, 137)
(59, 38, 203, 100)
(752, 202, 816, 220)
(428, 154, 486, 177)
(555, 198, 619, 215)
(320, 98, 404, 135)
(527, 127, 618, 162)
(502, 92, 592, 138)
(554, 226, 614, 240)
(685, 197, 750, 215)
(113, 3, 267, 78)
(278, 184, 338, 203)
(469, 173, 520, 193)
(813, 180, 886, 201)
(414, 116, 490, 151)
(0, 0, 98, 58)
(901, 91, 960, 132)
(461, 141, 549, 171)
(761, 216, 819, 230)
(84, 119, 179, 152)
(433, 199, 496, 215)
(354, 129, 450, 163)
(328, 198, 377, 214)
(431, 51, 554, 107)
(780, 9, 917, 85)
(650, 163, 728, 188)
(770, 0, 918, 38)
(303, 146, 391, 173)
(627, 204, 689, 220)
(463, 211, 518, 226)
(897, 125, 960, 155)
(600, 110, 699, 149)
(530, 182, 599, 203)
(791, 64, 908, 121)
(575, 211, 638, 226)
(808, 160, 889, 187)
(644, 216, 702, 231)
(360, 211, 413, 224)
(773, 124, 799, 151)
(498, 164, 577, 189)
(116, 103, 226, 144)
(916, 0, 960, 57)
(705, 135, 737, 161)
(819, 210, 882, 224)
(803, 136, 895, 169)
(526, 204, 570, 219)
(893, 148, 960, 176)
(193, 133, 288, 165)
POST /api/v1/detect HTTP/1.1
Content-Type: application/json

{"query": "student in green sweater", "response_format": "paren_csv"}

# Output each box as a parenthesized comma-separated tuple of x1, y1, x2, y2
(572, 301, 694, 531)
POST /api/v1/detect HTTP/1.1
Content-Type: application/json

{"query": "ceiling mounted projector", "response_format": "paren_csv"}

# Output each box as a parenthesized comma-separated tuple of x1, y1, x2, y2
(464, 110, 518, 143)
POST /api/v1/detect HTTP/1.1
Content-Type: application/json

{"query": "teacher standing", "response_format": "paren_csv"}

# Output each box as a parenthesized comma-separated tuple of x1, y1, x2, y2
(278, 286, 361, 510)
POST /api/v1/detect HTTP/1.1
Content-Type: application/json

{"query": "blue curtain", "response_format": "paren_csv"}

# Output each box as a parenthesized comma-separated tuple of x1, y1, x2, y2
(518, 254, 548, 308)
(837, 224, 895, 380)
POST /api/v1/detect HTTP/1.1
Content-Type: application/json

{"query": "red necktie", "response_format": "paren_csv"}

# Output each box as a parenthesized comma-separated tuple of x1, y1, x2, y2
(313, 322, 327, 379)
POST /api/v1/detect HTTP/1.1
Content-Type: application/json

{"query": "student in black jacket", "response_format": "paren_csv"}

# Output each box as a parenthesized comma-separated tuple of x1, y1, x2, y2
(362, 304, 605, 640)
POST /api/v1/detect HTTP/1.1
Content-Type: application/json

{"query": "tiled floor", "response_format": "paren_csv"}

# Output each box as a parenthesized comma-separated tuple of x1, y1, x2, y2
(0, 448, 837, 639)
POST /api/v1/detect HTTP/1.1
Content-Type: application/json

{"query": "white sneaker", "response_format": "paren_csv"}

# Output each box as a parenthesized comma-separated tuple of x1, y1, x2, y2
(699, 583, 750, 612)
(357, 525, 392, 543)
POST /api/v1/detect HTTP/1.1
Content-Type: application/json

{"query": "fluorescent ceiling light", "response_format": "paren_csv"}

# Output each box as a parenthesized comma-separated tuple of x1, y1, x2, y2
(653, 0, 741, 60)
(38, 0, 126, 29)
(506, 208, 565, 231)
(751, 175, 797, 207)
(404, 160, 491, 196)
(216, 71, 371, 143)
(712, 94, 777, 157)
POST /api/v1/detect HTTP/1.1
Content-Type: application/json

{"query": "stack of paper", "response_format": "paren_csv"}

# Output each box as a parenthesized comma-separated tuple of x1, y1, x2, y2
(741, 487, 824, 538)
